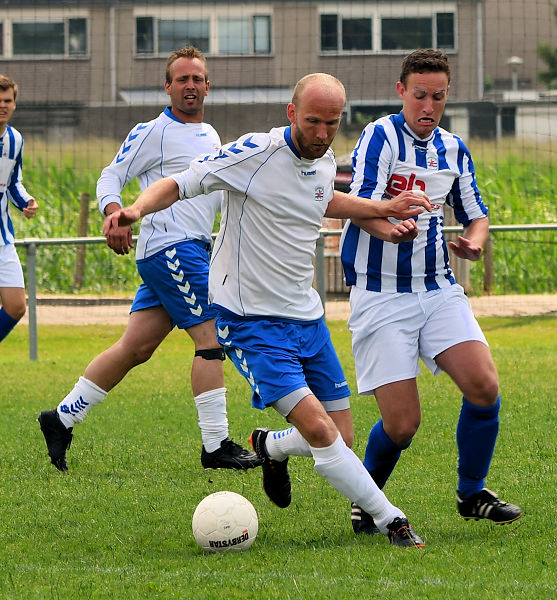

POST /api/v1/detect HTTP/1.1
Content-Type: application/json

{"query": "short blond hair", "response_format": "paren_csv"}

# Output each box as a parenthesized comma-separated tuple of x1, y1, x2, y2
(166, 46, 208, 84)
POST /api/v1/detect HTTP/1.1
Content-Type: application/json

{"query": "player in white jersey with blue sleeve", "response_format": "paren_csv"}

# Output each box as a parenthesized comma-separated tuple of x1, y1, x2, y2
(104, 73, 434, 547)
(340, 49, 521, 535)
(0, 74, 39, 344)
(38, 47, 259, 473)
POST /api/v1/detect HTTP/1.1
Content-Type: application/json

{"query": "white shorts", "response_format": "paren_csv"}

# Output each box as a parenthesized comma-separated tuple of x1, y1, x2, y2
(348, 284, 487, 395)
(0, 245, 24, 288)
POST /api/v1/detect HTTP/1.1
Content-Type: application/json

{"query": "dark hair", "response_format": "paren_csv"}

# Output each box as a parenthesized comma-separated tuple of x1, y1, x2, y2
(165, 46, 208, 84)
(0, 74, 18, 100)
(399, 49, 451, 86)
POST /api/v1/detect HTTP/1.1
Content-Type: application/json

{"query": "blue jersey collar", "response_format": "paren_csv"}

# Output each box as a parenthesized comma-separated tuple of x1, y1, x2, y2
(284, 126, 301, 159)
(164, 106, 189, 124)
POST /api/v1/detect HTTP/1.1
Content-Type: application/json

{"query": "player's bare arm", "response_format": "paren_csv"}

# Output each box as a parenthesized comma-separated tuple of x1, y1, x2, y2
(448, 216, 489, 261)
(327, 189, 432, 220)
(352, 216, 419, 244)
(103, 177, 180, 235)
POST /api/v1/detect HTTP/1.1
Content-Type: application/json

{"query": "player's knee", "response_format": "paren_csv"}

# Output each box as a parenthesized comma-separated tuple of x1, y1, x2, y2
(127, 340, 159, 365)
(471, 380, 500, 406)
(6, 302, 26, 321)
(387, 418, 420, 447)
(465, 371, 499, 406)
(302, 416, 338, 448)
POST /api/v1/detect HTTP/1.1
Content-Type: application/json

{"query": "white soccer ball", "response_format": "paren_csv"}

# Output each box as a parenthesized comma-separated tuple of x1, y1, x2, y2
(192, 491, 258, 553)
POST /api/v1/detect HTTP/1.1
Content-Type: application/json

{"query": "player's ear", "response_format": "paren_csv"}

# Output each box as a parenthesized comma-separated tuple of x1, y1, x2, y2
(286, 102, 296, 125)
(395, 81, 405, 100)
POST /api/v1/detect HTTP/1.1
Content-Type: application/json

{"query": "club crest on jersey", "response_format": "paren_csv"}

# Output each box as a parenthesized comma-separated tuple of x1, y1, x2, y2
(427, 154, 438, 169)
(314, 186, 325, 201)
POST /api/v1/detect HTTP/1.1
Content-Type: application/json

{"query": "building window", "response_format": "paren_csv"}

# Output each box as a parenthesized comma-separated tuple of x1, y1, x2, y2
(253, 15, 271, 54)
(12, 18, 87, 56)
(136, 14, 271, 56)
(382, 17, 432, 51)
(136, 17, 154, 54)
(436, 13, 455, 49)
(218, 16, 271, 55)
(320, 7, 455, 53)
(343, 18, 372, 51)
(136, 17, 210, 54)
(320, 14, 373, 52)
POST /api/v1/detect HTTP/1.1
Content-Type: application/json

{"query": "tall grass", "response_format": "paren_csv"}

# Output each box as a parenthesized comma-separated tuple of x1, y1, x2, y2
(13, 137, 557, 296)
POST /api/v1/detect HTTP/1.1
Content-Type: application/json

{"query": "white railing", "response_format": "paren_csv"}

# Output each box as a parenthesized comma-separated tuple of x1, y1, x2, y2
(15, 223, 557, 360)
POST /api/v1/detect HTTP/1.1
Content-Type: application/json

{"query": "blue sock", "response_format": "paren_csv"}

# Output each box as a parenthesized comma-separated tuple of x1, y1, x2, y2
(363, 420, 410, 489)
(457, 396, 500, 498)
(0, 308, 18, 342)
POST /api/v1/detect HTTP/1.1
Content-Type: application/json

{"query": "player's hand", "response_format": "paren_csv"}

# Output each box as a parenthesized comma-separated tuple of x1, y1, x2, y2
(448, 236, 482, 261)
(103, 207, 141, 243)
(387, 190, 435, 220)
(389, 218, 419, 244)
(105, 223, 134, 255)
(23, 198, 38, 219)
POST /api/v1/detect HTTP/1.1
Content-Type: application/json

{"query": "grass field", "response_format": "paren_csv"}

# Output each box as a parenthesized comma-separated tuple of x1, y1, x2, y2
(1, 316, 555, 599)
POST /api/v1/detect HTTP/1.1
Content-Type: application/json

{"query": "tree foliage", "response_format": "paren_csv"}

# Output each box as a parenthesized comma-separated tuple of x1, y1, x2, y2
(537, 7, 557, 88)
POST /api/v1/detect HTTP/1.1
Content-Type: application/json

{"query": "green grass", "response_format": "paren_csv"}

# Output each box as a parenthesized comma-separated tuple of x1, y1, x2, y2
(1, 316, 556, 599)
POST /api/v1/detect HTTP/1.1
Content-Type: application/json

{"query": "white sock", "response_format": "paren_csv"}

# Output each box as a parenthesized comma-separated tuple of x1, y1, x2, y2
(265, 426, 312, 461)
(195, 387, 229, 452)
(310, 434, 404, 534)
(57, 376, 107, 428)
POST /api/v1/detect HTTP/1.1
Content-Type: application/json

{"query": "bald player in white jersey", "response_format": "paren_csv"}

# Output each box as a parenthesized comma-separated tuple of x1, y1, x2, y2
(104, 72, 434, 547)
(37, 46, 259, 473)
(340, 49, 522, 536)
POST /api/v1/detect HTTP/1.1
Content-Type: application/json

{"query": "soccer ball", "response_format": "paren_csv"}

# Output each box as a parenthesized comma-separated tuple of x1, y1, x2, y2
(192, 491, 258, 553)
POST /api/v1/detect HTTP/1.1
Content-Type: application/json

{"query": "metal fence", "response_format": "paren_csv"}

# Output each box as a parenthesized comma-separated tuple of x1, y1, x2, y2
(15, 223, 557, 360)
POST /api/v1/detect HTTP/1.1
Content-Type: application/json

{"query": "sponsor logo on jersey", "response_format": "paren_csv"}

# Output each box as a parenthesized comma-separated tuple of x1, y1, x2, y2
(427, 155, 438, 169)
(314, 186, 325, 201)
(385, 173, 426, 198)
(301, 169, 316, 176)
(208, 530, 250, 549)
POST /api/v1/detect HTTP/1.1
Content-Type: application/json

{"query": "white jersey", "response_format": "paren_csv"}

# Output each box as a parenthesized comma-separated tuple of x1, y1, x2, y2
(0, 125, 33, 246)
(340, 111, 488, 293)
(97, 107, 222, 259)
(171, 126, 337, 320)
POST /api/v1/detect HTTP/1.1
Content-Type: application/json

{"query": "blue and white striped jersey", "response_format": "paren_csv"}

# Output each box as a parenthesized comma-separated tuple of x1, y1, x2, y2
(97, 107, 222, 259)
(172, 126, 337, 320)
(340, 111, 488, 293)
(0, 125, 33, 246)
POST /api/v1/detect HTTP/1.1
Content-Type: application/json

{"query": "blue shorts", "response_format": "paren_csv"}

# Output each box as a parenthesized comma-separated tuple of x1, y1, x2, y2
(215, 312, 351, 416)
(132, 240, 217, 329)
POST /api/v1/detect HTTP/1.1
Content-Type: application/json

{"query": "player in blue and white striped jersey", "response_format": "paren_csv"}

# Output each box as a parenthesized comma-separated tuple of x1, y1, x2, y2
(0, 75, 38, 344)
(104, 73, 433, 547)
(340, 49, 521, 533)
(38, 47, 259, 473)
